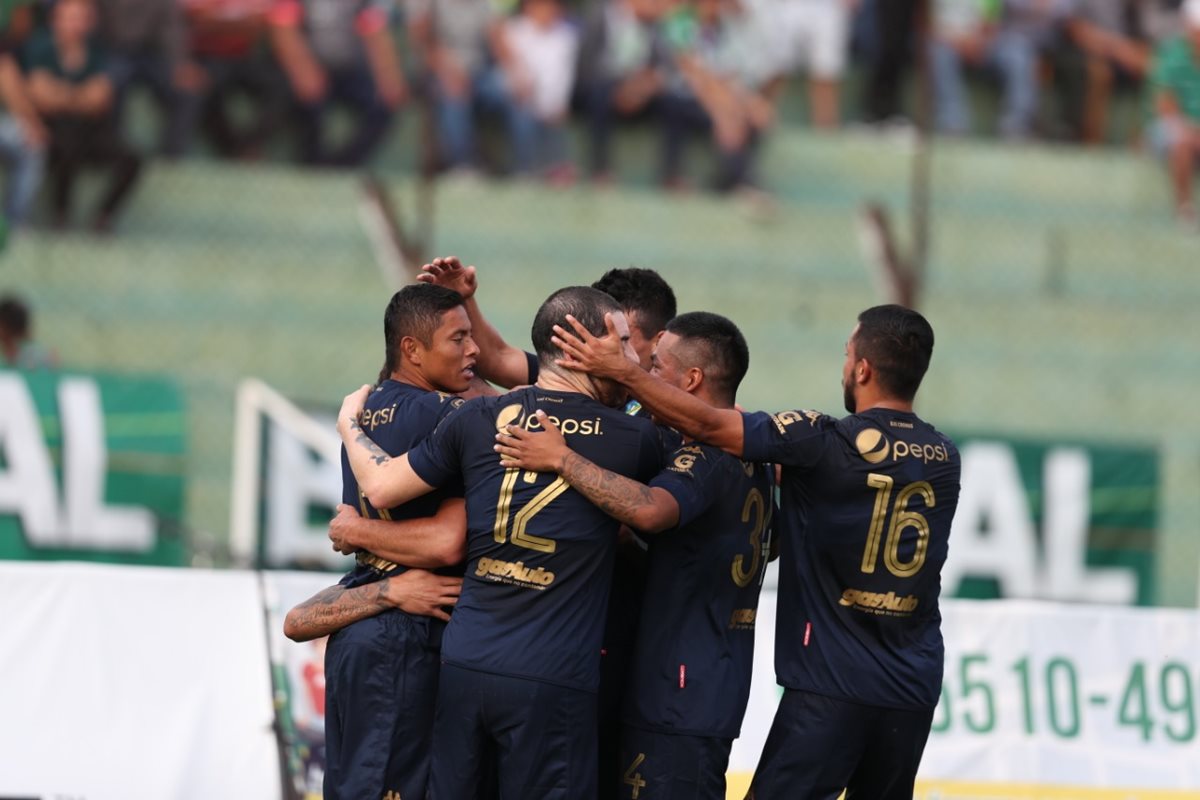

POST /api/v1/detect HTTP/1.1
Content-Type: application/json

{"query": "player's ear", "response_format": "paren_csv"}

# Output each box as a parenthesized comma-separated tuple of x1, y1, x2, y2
(400, 334, 422, 365)
(856, 358, 872, 385)
(684, 367, 703, 394)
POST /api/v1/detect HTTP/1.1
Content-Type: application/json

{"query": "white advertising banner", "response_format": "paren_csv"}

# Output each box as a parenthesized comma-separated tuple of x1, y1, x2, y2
(916, 599, 1200, 799)
(731, 592, 1200, 799)
(0, 562, 280, 800)
(1, 563, 1197, 800)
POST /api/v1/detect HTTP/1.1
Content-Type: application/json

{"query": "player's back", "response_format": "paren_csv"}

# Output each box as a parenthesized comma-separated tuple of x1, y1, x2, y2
(743, 407, 961, 709)
(407, 386, 666, 693)
(624, 442, 774, 739)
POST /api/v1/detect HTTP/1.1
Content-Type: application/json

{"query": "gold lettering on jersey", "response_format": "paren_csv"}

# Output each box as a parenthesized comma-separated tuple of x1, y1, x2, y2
(855, 429, 891, 464)
(838, 587, 919, 616)
(383, 791, 402, 800)
(474, 557, 556, 589)
(889, 420, 914, 429)
(891, 440, 950, 464)
(360, 404, 398, 432)
(495, 403, 525, 432)
(522, 413, 604, 436)
(670, 445, 702, 473)
(729, 608, 757, 629)
(771, 409, 820, 434)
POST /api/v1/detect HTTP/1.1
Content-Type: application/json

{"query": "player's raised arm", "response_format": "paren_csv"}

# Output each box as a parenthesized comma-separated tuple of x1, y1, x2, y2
(553, 314, 746, 456)
(283, 570, 463, 642)
(417, 256, 535, 389)
(327, 499, 467, 568)
(337, 385, 437, 509)
(494, 410, 680, 533)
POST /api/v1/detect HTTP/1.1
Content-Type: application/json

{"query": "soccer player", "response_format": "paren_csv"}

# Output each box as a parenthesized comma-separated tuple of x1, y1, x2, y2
(287, 283, 480, 800)
(417, 257, 678, 795)
(548, 304, 962, 800)
(494, 311, 775, 800)
(336, 286, 668, 799)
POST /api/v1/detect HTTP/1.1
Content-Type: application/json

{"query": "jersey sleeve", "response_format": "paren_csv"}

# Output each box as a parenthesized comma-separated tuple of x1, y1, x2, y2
(741, 409, 833, 469)
(524, 352, 539, 385)
(407, 400, 469, 487)
(648, 443, 721, 529)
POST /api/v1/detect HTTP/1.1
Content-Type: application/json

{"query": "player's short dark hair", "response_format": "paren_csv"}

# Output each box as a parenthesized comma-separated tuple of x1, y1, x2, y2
(531, 286, 622, 367)
(664, 311, 749, 405)
(378, 284, 464, 383)
(0, 295, 30, 338)
(853, 305, 935, 402)
(591, 268, 676, 339)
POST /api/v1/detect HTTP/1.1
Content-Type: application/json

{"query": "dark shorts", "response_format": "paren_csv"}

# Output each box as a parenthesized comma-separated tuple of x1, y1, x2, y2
(745, 689, 935, 800)
(429, 663, 598, 800)
(618, 725, 732, 800)
(322, 608, 441, 800)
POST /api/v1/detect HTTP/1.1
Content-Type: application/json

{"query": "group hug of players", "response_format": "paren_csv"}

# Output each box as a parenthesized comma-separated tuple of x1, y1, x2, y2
(282, 259, 963, 800)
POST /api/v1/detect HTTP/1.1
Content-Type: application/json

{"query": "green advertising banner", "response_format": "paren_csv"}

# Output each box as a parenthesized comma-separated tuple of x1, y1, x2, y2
(0, 370, 187, 566)
(944, 435, 1158, 606)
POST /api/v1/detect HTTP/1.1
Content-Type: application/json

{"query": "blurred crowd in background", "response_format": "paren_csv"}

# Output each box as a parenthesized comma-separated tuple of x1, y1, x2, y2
(0, 0, 1199, 234)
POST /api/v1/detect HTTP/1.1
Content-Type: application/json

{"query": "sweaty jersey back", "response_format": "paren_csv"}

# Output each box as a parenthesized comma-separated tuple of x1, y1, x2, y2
(408, 386, 667, 692)
(742, 407, 961, 709)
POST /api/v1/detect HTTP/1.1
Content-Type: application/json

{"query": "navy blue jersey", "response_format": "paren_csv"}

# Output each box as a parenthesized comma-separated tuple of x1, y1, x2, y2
(407, 387, 667, 692)
(742, 408, 960, 709)
(338, 380, 464, 588)
(623, 442, 774, 738)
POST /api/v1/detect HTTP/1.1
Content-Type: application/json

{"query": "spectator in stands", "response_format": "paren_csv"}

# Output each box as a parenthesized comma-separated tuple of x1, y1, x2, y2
(184, 0, 286, 159)
(0, 14, 46, 230)
(96, 0, 205, 157)
(269, 0, 406, 168)
(860, 0, 919, 125)
(576, 0, 671, 182)
(762, 0, 852, 128)
(1062, 0, 1151, 143)
(410, 0, 522, 174)
(659, 0, 771, 194)
(501, 0, 579, 181)
(0, 293, 56, 369)
(24, 0, 142, 233)
(1147, 0, 1200, 226)
(930, 0, 1071, 139)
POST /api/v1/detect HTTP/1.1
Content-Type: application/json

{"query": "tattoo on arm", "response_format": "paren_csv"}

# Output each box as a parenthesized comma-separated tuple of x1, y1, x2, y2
(288, 583, 388, 640)
(559, 451, 658, 528)
(351, 420, 392, 467)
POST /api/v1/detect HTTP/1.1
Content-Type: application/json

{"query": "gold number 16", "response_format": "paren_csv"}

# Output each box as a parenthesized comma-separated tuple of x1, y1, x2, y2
(861, 474, 935, 578)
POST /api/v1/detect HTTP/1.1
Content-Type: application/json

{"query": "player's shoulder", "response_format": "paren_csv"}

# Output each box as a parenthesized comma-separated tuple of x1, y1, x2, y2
(765, 408, 839, 436)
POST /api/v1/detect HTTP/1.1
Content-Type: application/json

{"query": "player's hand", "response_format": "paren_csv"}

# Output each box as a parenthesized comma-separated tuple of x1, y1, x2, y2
(417, 256, 478, 299)
(494, 410, 569, 473)
(328, 503, 360, 555)
(382, 570, 462, 622)
(552, 313, 639, 381)
(337, 385, 372, 436)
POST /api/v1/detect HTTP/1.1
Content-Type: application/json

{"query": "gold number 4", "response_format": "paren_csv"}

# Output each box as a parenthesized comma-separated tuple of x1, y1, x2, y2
(861, 473, 935, 578)
(623, 753, 647, 799)
(492, 469, 570, 553)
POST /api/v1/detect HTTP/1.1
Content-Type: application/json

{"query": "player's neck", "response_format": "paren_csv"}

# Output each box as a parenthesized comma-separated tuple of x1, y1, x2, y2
(390, 367, 442, 395)
(535, 366, 599, 400)
(855, 395, 914, 414)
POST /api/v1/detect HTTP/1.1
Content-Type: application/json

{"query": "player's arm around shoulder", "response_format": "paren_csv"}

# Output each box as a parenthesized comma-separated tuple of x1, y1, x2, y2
(328, 499, 467, 568)
(494, 409, 681, 534)
(282, 570, 463, 642)
(337, 385, 437, 509)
